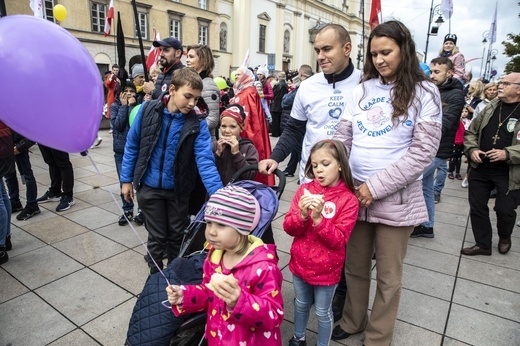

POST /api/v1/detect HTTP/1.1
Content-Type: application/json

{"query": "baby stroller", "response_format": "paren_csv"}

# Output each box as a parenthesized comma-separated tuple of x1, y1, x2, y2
(170, 164, 286, 346)
(126, 165, 286, 346)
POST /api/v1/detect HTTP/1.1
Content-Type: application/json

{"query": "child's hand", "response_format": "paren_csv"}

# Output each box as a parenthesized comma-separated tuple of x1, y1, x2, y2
(121, 183, 134, 202)
(166, 285, 184, 305)
(128, 96, 137, 106)
(310, 195, 324, 224)
(120, 92, 128, 105)
(212, 274, 241, 309)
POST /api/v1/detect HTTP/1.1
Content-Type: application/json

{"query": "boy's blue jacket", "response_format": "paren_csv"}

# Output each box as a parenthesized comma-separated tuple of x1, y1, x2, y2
(120, 98, 223, 197)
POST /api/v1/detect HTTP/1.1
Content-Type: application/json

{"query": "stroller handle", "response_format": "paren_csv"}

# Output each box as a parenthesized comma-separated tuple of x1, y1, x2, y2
(228, 164, 286, 199)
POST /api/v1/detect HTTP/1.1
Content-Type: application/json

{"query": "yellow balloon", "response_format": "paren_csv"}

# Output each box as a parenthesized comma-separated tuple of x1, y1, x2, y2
(53, 4, 67, 21)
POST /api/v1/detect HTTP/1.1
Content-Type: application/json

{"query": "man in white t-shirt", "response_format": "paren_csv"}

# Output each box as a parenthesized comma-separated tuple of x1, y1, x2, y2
(258, 24, 362, 183)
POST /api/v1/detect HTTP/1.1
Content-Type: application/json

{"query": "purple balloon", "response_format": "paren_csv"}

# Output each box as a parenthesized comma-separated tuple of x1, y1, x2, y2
(0, 15, 104, 152)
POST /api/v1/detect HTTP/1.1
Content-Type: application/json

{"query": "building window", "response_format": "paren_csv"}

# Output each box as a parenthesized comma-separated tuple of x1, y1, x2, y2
(199, 0, 207, 9)
(198, 23, 208, 45)
(43, 0, 55, 22)
(135, 11, 148, 39)
(91, 2, 106, 33)
(170, 17, 182, 40)
(219, 23, 227, 51)
(259, 24, 266, 53)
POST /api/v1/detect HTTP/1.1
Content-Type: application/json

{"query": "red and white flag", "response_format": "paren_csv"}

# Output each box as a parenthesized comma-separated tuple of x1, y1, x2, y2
(146, 28, 161, 71)
(104, 0, 114, 37)
(29, 0, 43, 18)
(369, 0, 381, 29)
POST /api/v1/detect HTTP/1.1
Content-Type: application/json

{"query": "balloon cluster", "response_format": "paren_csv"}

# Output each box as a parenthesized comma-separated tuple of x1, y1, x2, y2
(0, 15, 103, 152)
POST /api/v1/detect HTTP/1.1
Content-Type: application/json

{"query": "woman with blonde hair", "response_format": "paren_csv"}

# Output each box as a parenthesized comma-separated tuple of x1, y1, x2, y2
(473, 82, 498, 118)
(438, 34, 466, 83)
(466, 81, 484, 118)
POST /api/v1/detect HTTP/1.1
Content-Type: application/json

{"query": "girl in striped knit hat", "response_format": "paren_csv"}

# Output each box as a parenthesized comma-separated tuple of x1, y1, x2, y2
(166, 185, 284, 345)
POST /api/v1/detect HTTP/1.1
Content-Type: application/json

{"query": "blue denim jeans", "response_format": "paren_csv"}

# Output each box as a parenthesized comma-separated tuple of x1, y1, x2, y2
(0, 181, 11, 248)
(293, 274, 336, 346)
(434, 160, 447, 195)
(114, 153, 134, 212)
(421, 157, 446, 228)
(4, 150, 38, 206)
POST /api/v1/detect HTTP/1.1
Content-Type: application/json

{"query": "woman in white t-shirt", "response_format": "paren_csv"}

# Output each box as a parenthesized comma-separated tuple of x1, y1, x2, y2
(332, 21, 442, 345)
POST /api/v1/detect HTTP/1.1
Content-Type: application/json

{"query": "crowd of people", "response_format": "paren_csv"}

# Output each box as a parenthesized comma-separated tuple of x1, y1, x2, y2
(1, 19, 519, 346)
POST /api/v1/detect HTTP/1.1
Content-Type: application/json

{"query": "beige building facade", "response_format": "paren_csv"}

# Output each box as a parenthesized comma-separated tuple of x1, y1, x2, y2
(6, 0, 370, 79)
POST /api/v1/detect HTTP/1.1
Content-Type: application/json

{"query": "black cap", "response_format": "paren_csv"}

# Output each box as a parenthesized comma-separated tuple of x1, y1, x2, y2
(444, 33, 457, 45)
(152, 37, 183, 52)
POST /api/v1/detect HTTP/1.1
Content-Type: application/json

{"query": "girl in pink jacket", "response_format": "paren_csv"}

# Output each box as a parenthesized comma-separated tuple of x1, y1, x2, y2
(166, 186, 284, 346)
(283, 140, 358, 346)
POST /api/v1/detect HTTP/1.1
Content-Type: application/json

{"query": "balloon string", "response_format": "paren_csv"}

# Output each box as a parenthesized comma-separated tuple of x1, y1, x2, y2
(85, 152, 171, 287)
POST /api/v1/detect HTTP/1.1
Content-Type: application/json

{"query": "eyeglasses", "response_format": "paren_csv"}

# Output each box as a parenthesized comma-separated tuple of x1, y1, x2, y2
(498, 81, 520, 87)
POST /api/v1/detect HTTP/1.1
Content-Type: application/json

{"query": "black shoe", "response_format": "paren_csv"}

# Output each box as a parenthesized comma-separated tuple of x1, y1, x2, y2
(332, 294, 345, 322)
(434, 193, 440, 204)
(11, 201, 23, 213)
(5, 235, 11, 251)
(410, 225, 434, 238)
(288, 336, 307, 346)
(56, 196, 75, 212)
(331, 326, 352, 341)
(36, 190, 61, 203)
(283, 171, 295, 177)
(119, 211, 133, 226)
(133, 212, 144, 225)
(0, 249, 8, 265)
(16, 205, 41, 221)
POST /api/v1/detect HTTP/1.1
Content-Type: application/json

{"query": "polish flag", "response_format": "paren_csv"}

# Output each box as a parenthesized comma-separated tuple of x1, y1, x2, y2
(146, 28, 160, 71)
(369, 0, 381, 29)
(104, 0, 114, 37)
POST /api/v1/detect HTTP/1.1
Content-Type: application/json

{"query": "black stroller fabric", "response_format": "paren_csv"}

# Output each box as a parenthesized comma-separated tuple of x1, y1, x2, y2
(126, 253, 206, 346)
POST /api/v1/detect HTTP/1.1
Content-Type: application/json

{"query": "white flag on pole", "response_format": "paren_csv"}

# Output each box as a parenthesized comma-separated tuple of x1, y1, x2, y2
(29, 0, 43, 18)
(489, 1, 497, 44)
(241, 49, 250, 68)
(440, 0, 453, 20)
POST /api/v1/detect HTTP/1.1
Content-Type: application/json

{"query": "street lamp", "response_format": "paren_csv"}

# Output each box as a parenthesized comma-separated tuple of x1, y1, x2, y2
(424, 1, 445, 63)
(484, 48, 498, 81)
(480, 31, 489, 78)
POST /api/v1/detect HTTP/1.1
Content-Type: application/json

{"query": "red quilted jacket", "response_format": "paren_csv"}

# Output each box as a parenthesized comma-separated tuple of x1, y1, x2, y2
(283, 179, 358, 285)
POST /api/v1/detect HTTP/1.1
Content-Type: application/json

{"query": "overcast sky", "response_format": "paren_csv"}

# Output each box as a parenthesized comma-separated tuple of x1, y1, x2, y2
(379, 0, 518, 79)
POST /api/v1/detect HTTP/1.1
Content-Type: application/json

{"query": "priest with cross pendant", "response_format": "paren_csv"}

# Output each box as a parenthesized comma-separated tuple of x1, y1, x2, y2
(462, 72, 520, 257)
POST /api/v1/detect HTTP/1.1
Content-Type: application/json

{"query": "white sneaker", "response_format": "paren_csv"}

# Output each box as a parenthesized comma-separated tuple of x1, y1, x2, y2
(461, 177, 468, 188)
(94, 137, 102, 147)
(108, 130, 113, 134)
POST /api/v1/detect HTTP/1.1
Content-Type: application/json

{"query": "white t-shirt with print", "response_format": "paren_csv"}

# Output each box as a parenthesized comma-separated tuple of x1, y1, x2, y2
(345, 78, 442, 182)
(291, 69, 363, 182)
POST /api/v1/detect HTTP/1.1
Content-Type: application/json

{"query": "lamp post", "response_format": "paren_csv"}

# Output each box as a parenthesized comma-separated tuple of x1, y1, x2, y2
(484, 48, 498, 81)
(480, 31, 489, 78)
(424, 1, 445, 63)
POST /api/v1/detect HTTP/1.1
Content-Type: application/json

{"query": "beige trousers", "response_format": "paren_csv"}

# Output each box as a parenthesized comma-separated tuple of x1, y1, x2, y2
(339, 221, 413, 346)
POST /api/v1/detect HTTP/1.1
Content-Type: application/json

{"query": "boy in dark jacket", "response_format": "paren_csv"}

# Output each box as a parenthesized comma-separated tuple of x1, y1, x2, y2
(120, 68, 223, 274)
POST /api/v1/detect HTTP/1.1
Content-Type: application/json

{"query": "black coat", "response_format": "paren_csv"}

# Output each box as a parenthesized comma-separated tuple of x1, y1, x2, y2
(270, 80, 289, 113)
(436, 78, 466, 159)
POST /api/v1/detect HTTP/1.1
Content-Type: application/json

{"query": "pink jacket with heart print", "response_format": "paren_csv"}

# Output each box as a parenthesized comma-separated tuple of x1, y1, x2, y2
(283, 179, 359, 285)
(172, 236, 284, 346)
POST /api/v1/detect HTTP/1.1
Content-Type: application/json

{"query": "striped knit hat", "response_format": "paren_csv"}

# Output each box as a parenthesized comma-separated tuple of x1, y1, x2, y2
(204, 186, 261, 235)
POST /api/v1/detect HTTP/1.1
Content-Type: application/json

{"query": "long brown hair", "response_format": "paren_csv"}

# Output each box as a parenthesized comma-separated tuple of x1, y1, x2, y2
(304, 139, 355, 192)
(362, 21, 436, 121)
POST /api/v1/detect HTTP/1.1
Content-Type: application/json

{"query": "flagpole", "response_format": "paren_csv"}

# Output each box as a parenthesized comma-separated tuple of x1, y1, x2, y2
(131, 0, 149, 82)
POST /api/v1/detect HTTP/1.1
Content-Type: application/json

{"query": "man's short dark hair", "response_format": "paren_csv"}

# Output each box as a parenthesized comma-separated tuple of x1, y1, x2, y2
(430, 57, 453, 70)
(112, 64, 119, 69)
